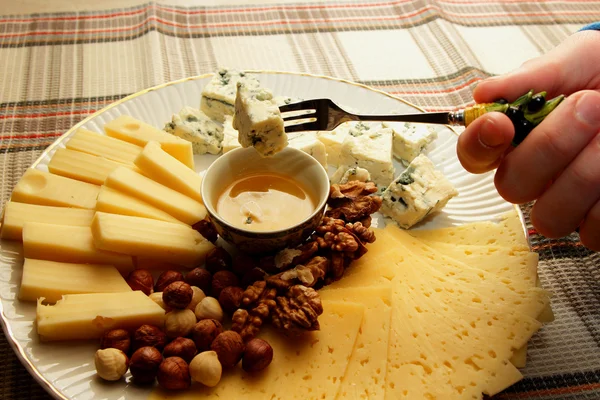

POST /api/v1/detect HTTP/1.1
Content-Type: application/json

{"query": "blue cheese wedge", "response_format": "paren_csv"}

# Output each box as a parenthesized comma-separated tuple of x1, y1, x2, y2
(233, 83, 287, 157)
(201, 68, 261, 121)
(222, 116, 242, 154)
(330, 165, 371, 184)
(381, 154, 458, 229)
(393, 122, 438, 165)
(164, 107, 224, 155)
(317, 122, 385, 167)
(287, 132, 327, 167)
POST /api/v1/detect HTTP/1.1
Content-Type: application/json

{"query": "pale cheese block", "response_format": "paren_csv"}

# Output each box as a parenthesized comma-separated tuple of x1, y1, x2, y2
(134, 141, 203, 203)
(319, 286, 392, 400)
(36, 291, 165, 341)
(105, 166, 206, 225)
(11, 169, 100, 210)
(22, 222, 134, 274)
(91, 212, 214, 268)
(65, 128, 143, 165)
(48, 147, 134, 185)
(104, 115, 194, 169)
(19, 259, 131, 303)
(1, 202, 94, 241)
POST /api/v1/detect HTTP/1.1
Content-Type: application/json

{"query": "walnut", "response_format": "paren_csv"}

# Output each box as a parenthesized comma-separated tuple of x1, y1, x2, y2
(330, 181, 378, 199)
(271, 285, 323, 335)
(346, 221, 376, 244)
(240, 281, 276, 308)
(315, 217, 366, 254)
(266, 256, 329, 289)
(327, 181, 382, 223)
(231, 281, 276, 341)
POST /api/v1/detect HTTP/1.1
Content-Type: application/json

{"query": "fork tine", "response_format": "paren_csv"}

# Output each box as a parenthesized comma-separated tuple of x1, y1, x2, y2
(281, 111, 317, 122)
(278, 99, 320, 113)
(284, 120, 322, 133)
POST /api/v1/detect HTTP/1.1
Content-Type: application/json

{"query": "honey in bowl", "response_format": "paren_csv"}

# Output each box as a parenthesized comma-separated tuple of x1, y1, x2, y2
(216, 173, 317, 232)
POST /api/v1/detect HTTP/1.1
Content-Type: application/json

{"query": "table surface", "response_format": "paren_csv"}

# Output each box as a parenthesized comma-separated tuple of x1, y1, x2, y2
(1, 1, 599, 399)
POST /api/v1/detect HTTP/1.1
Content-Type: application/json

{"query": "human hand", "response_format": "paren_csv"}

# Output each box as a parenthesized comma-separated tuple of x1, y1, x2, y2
(456, 30, 600, 251)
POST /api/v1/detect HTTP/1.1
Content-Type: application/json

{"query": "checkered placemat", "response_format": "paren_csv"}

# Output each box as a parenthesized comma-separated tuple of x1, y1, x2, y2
(1, 1, 599, 399)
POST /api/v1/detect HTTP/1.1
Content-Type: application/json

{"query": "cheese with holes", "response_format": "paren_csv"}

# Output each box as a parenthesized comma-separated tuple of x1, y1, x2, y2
(36, 291, 165, 341)
(221, 116, 242, 153)
(11, 169, 100, 209)
(104, 115, 194, 169)
(288, 131, 327, 167)
(48, 147, 134, 185)
(22, 222, 134, 274)
(65, 128, 142, 165)
(134, 141, 203, 203)
(105, 166, 206, 225)
(96, 186, 184, 225)
(201, 68, 262, 121)
(1, 202, 94, 241)
(92, 212, 214, 267)
(19, 259, 131, 303)
(392, 122, 437, 165)
(164, 106, 224, 155)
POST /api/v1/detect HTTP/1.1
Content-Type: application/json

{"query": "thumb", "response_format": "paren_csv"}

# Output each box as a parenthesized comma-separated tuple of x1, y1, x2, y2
(457, 112, 514, 174)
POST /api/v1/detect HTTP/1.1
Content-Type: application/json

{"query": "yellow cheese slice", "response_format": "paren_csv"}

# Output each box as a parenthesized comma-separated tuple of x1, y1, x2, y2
(65, 128, 142, 165)
(91, 212, 214, 268)
(48, 147, 133, 185)
(11, 169, 100, 209)
(1, 202, 94, 241)
(36, 291, 165, 341)
(96, 186, 185, 225)
(104, 115, 194, 169)
(22, 222, 134, 274)
(319, 286, 392, 400)
(105, 166, 206, 225)
(19, 259, 131, 303)
(135, 141, 203, 203)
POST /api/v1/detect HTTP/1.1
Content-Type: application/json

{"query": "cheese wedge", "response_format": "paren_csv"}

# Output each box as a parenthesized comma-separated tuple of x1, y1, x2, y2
(65, 128, 142, 165)
(36, 291, 165, 341)
(1, 202, 94, 241)
(105, 166, 206, 225)
(11, 169, 100, 209)
(92, 212, 214, 267)
(96, 186, 185, 225)
(134, 141, 203, 203)
(22, 222, 134, 274)
(104, 115, 194, 169)
(48, 147, 131, 185)
(19, 259, 131, 303)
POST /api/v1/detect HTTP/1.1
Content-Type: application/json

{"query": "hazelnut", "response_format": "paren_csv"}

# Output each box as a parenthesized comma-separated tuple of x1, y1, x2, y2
(126, 269, 154, 296)
(211, 270, 239, 298)
(218, 286, 244, 314)
(94, 348, 129, 381)
(192, 220, 218, 243)
(155, 270, 184, 293)
(195, 297, 223, 322)
(130, 346, 163, 384)
(233, 254, 259, 276)
(189, 351, 222, 387)
(163, 281, 193, 309)
(165, 309, 197, 338)
(187, 286, 206, 311)
(242, 338, 273, 372)
(100, 329, 131, 354)
(210, 331, 245, 368)
(192, 319, 223, 351)
(133, 325, 168, 351)
(205, 247, 232, 273)
(184, 268, 212, 293)
(149, 292, 170, 311)
(163, 337, 197, 363)
(157, 357, 191, 390)
(241, 267, 268, 288)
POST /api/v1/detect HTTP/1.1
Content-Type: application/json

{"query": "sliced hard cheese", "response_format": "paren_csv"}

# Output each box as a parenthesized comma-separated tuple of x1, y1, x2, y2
(22, 222, 134, 274)
(96, 186, 184, 225)
(134, 141, 203, 203)
(105, 166, 206, 225)
(104, 115, 194, 169)
(19, 259, 131, 303)
(36, 291, 165, 341)
(11, 169, 100, 209)
(65, 128, 142, 165)
(1, 202, 94, 241)
(92, 212, 214, 267)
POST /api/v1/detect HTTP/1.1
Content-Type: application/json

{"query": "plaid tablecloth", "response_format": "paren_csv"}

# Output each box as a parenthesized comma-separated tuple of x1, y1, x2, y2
(1, 1, 599, 399)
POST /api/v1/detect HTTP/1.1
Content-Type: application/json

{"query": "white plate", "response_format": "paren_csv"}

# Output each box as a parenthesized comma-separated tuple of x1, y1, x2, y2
(0, 71, 516, 400)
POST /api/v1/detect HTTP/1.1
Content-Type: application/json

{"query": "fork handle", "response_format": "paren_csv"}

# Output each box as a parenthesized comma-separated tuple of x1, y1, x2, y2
(355, 112, 453, 125)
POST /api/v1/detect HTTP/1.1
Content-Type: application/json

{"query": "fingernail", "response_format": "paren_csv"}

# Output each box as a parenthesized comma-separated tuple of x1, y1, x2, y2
(478, 119, 505, 148)
(576, 93, 600, 126)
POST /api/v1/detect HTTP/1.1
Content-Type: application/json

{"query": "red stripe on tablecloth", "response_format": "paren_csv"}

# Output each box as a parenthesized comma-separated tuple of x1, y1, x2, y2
(0, 110, 96, 119)
(0, 132, 65, 140)
(498, 383, 600, 398)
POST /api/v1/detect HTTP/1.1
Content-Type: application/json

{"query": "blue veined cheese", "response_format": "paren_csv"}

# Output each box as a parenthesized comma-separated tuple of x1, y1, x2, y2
(317, 122, 386, 166)
(338, 126, 394, 186)
(393, 122, 438, 165)
(330, 165, 371, 184)
(164, 107, 224, 155)
(287, 131, 327, 167)
(272, 95, 302, 106)
(200, 68, 261, 121)
(222, 116, 242, 154)
(381, 154, 458, 229)
(233, 83, 287, 157)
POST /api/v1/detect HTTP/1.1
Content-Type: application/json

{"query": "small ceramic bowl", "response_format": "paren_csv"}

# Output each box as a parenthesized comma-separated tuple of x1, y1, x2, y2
(201, 146, 330, 254)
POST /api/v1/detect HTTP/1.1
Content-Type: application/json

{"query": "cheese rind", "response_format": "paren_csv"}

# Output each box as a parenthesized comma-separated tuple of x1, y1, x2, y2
(164, 106, 224, 155)
(92, 212, 215, 267)
(201, 68, 262, 121)
(105, 166, 206, 225)
(288, 131, 327, 167)
(48, 147, 129, 185)
(19, 259, 131, 303)
(65, 128, 142, 165)
(392, 122, 437, 165)
(221, 116, 242, 153)
(11, 169, 100, 210)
